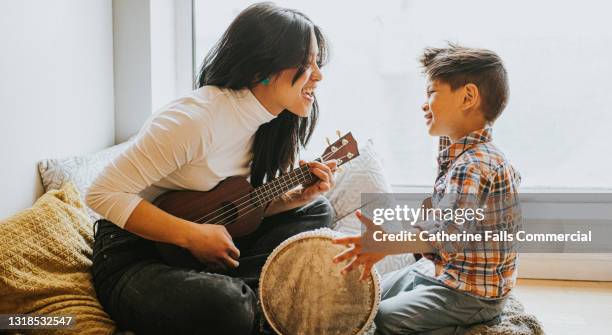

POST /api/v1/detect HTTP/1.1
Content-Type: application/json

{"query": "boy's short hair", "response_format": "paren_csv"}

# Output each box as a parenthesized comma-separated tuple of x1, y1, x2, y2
(420, 43, 509, 123)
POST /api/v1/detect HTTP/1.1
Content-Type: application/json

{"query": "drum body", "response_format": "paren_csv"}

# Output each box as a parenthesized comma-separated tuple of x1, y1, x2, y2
(259, 229, 381, 335)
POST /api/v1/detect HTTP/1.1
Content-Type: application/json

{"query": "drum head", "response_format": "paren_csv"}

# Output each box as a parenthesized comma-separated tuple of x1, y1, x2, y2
(259, 229, 380, 335)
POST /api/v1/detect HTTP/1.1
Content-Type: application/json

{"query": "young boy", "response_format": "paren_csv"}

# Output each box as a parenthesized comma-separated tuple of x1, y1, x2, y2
(333, 44, 521, 334)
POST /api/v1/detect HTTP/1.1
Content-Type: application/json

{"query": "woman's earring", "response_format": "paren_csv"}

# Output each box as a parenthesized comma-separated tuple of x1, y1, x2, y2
(261, 78, 270, 85)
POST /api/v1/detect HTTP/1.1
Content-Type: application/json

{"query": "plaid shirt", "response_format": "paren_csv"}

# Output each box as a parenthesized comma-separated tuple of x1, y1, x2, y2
(418, 128, 522, 299)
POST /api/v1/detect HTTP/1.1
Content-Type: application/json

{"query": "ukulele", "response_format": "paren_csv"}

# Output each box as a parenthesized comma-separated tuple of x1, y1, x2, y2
(153, 132, 359, 269)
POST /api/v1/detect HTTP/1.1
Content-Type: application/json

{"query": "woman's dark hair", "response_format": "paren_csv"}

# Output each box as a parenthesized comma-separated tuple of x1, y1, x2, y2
(196, 2, 329, 187)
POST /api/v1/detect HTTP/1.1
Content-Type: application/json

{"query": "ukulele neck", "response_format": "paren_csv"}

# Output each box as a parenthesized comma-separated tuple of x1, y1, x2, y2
(252, 164, 315, 206)
(249, 132, 359, 207)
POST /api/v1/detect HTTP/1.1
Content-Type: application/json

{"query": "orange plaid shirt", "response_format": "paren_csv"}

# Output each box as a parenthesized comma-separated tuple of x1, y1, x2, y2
(418, 128, 522, 299)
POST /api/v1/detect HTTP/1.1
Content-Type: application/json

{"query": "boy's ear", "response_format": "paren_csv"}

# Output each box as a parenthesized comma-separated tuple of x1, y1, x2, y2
(462, 83, 480, 111)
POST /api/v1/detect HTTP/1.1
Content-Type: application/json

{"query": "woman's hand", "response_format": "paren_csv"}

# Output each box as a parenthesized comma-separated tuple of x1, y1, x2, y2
(332, 210, 389, 281)
(299, 159, 337, 201)
(263, 159, 337, 216)
(185, 223, 240, 270)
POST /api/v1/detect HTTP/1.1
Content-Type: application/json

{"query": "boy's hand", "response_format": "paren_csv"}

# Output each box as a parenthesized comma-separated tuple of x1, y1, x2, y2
(332, 210, 388, 281)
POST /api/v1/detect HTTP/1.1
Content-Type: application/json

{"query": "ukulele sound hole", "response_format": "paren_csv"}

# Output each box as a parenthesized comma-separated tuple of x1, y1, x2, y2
(215, 201, 238, 225)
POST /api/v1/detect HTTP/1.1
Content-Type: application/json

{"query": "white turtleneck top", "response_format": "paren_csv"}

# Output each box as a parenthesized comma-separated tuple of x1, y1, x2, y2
(86, 86, 277, 228)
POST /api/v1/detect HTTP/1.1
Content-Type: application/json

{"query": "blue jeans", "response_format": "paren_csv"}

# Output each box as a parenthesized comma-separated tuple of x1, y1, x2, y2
(92, 197, 334, 335)
(374, 263, 507, 335)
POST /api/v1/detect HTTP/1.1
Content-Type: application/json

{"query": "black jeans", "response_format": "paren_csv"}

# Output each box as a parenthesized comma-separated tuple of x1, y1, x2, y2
(92, 197, 334, 335)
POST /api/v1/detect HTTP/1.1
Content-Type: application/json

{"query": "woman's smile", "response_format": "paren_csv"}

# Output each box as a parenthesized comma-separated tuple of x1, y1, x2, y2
(302, 86, 316, 103)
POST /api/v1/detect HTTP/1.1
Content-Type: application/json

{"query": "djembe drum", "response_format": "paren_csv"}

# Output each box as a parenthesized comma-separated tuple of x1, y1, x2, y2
(259, 229, 381, 335)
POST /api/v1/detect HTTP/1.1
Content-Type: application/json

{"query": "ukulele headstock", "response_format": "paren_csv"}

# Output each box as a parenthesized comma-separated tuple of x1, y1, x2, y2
(321, 132, 359, 167)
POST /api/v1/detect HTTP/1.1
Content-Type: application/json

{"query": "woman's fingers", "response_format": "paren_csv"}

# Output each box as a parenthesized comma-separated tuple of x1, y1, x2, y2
(309, 162, 334, 182)
(321, 161, 337, 184)
(221, 254, 240, 268)
(300, 161, 336, 194)
(300, 166, 332, 199)
(307, 160, 330, 172)
(325, 160, 338, 174)
(310, 167, 330, 182)
(299, 161, 337, 185)
(310, 170, 333, 192)
(227, 245, 240, 260)
(317, 181, 331, 192)
(326, 160, 338, 170)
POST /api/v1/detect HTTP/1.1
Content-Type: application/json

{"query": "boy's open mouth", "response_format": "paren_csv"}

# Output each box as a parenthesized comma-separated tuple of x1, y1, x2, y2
(424, 112, 433, 124)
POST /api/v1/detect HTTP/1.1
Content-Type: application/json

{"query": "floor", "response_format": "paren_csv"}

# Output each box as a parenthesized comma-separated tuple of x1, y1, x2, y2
(513, 279, 612, 334)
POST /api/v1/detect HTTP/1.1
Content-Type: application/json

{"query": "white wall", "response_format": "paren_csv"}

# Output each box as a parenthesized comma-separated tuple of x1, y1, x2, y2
(0, 0, 115, 218)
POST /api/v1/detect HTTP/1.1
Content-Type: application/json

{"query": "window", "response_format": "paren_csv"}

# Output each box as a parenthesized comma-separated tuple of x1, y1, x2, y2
(193, 0, 612, 189)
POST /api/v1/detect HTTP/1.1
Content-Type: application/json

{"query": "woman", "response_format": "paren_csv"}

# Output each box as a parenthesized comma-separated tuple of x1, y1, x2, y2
(86, 3, 335, 334)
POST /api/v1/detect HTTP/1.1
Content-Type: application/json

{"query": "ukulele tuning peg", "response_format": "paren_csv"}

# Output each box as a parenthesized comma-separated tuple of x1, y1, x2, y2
(336, 130, 342, 138)
(325, 137, 332, 146)
(342, 139, 349, 145)
(346, 152, 354, 159)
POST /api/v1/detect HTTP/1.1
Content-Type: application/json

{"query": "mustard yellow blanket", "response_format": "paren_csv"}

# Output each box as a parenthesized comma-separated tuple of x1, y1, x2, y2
(0, 183, 115, 334)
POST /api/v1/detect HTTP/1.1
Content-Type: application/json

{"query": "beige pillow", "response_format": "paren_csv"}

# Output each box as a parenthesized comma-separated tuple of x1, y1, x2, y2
(0, 183, 115, 335)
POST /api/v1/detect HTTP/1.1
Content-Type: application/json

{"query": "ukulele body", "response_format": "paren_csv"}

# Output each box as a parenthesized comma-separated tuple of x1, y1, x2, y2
(153, 176, 265, 269)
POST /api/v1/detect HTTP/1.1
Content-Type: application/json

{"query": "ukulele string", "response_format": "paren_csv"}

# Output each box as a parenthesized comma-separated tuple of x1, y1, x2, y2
(208, 151, 354, 227)
(194, 148, 348, 224)
(189, 140, 350, 225)
(190, 164, 308, 225)
(192, 142, 351, 225)
(216, 151, 355, 227)
(190, 145, 349, 226)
